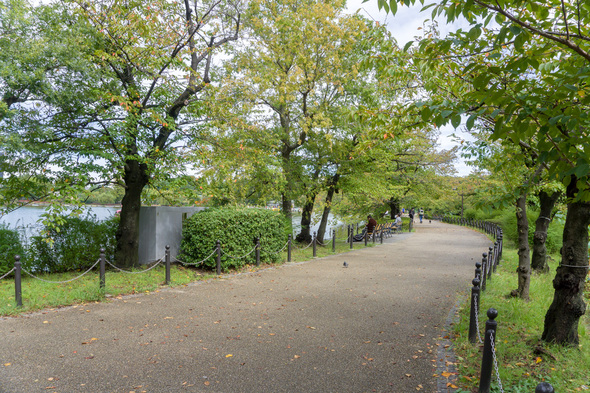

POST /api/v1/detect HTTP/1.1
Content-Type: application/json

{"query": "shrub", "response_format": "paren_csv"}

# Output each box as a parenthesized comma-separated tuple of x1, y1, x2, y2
(27, 215, 117, 273)
(179, 207, 286, 271)
(0, 225, 25, 276)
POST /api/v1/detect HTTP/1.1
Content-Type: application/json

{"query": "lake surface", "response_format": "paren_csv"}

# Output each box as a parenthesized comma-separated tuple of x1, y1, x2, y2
(0, 206, 119, 233)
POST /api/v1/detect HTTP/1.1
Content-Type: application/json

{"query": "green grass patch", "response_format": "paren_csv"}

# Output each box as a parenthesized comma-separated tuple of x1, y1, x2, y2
(0, 265, 214, 316)
(451, 248, 590, 392)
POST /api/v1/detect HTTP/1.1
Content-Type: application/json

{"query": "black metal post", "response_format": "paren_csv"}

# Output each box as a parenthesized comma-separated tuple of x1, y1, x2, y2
(364, 228, 368, 246)
(332, 229, 336, 253)
(380, 230, 383, 244)
(165, 245, 171, 285)
(535, 382, 554, 393)
(475, 261, 482, 281)
(216, 240, 221, 275)
(349, 225, 353, 249)
(99, 248, 106, 290)
(372, 230, 376, 244)
(497, 233, 503, 263)
(493, 242, 499, 272)
(469, 278, 481, 343)
(288, 234, 292, 262)
(255, 237, 260, 266)
(481, 253, 488, 291)
(14, 255, 22, 307)
(487, 246, 493, 280)
(312, 232, 317, 257)
(478, 308, 498, 393)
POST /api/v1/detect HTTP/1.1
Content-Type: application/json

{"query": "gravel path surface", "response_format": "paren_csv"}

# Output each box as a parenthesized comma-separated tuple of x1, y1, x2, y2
(0, 220, 491, 393)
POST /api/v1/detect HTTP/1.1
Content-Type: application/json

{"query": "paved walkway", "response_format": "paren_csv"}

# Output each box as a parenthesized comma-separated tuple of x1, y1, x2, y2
(0, 221, 491, 393)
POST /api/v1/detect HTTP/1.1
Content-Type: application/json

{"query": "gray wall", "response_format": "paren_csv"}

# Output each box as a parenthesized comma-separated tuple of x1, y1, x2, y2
(138, 206, 206, 264)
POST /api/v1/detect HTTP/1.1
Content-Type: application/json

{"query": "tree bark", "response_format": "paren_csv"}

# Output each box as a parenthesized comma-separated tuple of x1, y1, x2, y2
(316, 173, 340, 244)
(114, 158, 149, 268)
(531, 190, 560, 273)
(512, 193, 531, 300)
(296, 193, 316, 243)
(542, 178, 589, 345)
(388, 198, 399, 220)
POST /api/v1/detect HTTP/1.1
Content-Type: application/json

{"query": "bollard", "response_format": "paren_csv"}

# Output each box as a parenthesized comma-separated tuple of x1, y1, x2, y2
(364, 229, 368, 246)
(14, 255, 22, 307)
(469, 278, 481, 343)
(475, 261, 482, 281)
(478, 308, 498, 393)
(99, 248, 106, 290)
(216, 240, 221, 275)
(165, 245, 171, 285)
(349, 225, 353, 249)
(493, 242, 499, 272)
(497, 233, 503, 263)
(256, 237, 260, 266)
(332, 229, 336, 253)
(535, 382, 554, 393)
(288, 234, 292, 262)
(488, 246, 493, 280)
(481, 253, 488, 291)
(380, 230, 383, 244)
(312, 232, 317, 257)
(372, 230, 376, 244)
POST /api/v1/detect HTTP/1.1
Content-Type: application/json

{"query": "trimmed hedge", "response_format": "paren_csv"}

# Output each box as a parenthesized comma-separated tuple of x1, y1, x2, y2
(0, 226, 25, 276)
(179, 207, 286, 271)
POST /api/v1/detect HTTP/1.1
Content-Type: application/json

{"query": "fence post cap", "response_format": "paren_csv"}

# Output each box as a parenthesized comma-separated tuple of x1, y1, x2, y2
(482, 252, 487, 257)
(472, 278, 480, 287)
(535, 382, 554, 393)
(14, 255, 21, 262)
(166, 244, 170, 250)
(100, 248, 105, 253)
(475, 262, 481, 268)
(487, 308, 498, 320)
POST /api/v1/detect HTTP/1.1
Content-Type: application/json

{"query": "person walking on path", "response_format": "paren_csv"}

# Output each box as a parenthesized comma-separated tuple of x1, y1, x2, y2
(0, 221, 491, 393)
(419, 208, 424, 223)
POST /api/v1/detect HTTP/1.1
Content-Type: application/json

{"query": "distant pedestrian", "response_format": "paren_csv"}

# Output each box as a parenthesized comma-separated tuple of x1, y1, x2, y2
(419, 208, 424, 223)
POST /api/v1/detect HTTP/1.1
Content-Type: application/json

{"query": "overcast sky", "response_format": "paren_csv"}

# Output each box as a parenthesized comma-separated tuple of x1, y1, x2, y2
(345, 0, 475, 176)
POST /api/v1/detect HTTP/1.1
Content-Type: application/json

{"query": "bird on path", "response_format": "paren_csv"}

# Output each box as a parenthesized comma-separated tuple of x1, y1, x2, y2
(343, 261, 348, 268)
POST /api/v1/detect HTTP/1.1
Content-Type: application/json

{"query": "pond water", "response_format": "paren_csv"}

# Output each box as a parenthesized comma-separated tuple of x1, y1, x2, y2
(0, 206, 119, 236)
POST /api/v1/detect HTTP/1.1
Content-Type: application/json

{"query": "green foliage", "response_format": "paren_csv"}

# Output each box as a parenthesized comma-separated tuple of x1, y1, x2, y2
(179, 208, 286, 271)
(489, 207, 563, 254)
(27, 215, 117, 273)
(0, 225, 25, 276)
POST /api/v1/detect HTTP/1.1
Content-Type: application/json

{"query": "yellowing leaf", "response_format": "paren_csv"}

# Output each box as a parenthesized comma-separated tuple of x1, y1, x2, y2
(225, 354, 233, 358)
(441, 371, 453, 378)
(536, 357, 543, 363)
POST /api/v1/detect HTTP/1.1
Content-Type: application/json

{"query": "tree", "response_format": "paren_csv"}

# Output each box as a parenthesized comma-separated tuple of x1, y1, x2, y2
(1, 0, 242, 267)
(375, 0, 590, 345)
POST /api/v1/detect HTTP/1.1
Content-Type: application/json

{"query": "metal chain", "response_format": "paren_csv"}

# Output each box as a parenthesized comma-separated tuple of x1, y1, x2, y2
(490, 331, 505, 393)
(174, 248, 217, 266)
(558, 264, 590, 269)
(0, 267, 16, 280)
(259, 240, 289, 255)
(293, 240, 313, 251)
(21, 259, 101, 283)
(473, 295, 483, 344)
(105, 258, 163, 274)
(221, 245, 257, 259)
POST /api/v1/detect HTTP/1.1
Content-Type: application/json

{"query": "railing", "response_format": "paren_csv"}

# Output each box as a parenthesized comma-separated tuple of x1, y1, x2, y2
(444, 217, 554, 393)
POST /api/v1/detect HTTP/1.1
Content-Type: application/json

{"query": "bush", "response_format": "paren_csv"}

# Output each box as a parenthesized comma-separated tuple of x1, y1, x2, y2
(0, 225, 25, 276)
(27, 215, 117, 273)
(179, 207, 286, 271)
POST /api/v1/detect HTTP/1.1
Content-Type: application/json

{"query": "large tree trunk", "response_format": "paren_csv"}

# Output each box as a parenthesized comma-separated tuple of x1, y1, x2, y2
(281, 192, 293, 223)
(388, 198, 399, 220)
(531, 190, 560, 273)
(296, 193, 316, 243)
(542, 178, 590, 345)
(114, 159, 149, 268)
(316, 174, 340, 244)
(512, 193, 531, 300)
